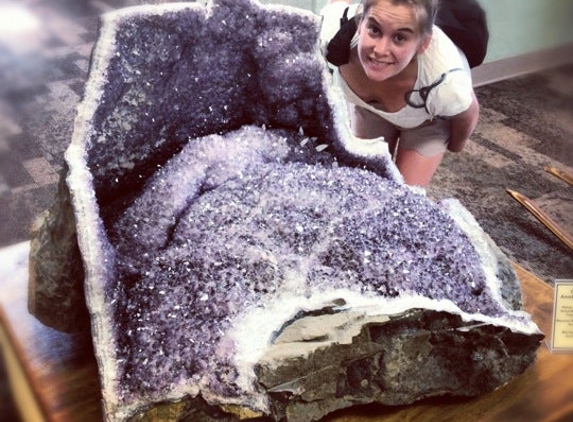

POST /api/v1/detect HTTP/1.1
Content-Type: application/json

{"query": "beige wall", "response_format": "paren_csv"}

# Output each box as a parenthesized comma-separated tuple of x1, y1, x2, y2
(480, 0, 573, 62)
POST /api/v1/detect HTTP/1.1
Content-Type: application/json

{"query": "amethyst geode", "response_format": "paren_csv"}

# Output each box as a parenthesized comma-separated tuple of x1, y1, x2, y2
(28, 1, 542, 422)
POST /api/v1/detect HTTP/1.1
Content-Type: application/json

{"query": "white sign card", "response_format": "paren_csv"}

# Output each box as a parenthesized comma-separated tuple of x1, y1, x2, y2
(551, 279, 573, 352)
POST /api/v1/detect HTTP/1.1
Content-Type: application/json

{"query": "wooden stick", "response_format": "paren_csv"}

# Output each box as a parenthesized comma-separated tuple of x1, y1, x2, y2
(544, 166, 573, 186)
(506, 189, 573, 250)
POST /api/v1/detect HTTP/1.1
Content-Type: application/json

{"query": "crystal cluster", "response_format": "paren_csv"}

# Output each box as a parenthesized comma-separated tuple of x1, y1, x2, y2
(107, 125, 523, 404)
(109, 126, 339, 399)
(27, 1, 543, 422)
(84, 0, 344, 206)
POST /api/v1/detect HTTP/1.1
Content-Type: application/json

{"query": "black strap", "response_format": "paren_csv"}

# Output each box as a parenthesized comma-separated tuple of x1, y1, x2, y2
(404, 68, 464, 114)
(326, 7, 357, 67)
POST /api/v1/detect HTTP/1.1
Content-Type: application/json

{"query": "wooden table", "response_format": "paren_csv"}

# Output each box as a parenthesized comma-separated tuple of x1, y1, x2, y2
(1, 241, 572, 422)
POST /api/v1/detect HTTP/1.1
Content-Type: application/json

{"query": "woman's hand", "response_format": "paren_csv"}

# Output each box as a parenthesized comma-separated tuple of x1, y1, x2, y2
(447, 90, 479, 152)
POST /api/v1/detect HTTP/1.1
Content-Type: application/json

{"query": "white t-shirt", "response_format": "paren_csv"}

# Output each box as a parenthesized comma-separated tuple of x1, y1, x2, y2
(320, 2, 474, 129)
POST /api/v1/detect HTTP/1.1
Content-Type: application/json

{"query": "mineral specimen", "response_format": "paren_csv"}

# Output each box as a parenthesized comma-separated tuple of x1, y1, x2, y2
(28, 1, 543, 422)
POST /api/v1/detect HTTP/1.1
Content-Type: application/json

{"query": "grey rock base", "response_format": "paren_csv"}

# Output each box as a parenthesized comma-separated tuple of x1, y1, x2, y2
(28, 164, 88, 332)
(258, 309, 541, 422)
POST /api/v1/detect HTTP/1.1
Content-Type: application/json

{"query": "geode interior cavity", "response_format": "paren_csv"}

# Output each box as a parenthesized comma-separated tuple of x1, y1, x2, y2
(28, 1, 543, 422)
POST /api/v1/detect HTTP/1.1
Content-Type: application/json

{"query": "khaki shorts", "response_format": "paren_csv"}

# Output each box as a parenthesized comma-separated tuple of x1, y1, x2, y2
(351, 104, 451, 157)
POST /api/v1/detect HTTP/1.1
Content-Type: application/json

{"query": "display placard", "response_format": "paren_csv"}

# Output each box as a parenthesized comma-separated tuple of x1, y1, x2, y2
(551, 279, 573, 352)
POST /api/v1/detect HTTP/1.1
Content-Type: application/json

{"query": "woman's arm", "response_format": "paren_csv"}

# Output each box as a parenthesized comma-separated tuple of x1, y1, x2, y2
(447, 89, 479, 152)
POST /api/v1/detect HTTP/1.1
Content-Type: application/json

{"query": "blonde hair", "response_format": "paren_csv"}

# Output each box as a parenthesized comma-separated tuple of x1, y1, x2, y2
(360, 0, 439, 34)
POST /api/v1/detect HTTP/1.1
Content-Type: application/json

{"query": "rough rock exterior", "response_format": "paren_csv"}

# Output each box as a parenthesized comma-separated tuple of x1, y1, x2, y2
(28, 1, 543, 422)
(28, 163, 88, 332)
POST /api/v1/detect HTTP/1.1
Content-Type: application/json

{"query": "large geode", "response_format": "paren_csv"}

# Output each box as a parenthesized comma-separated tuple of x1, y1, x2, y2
(28, 1, 543, 422)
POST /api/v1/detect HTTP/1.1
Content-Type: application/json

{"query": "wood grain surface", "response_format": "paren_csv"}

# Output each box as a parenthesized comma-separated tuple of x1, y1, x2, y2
(1, 242, 571, 422)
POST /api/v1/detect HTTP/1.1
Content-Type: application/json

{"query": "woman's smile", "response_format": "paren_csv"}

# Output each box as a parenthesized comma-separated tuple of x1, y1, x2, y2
(362, 52, 397, 79)
(367, 55, 394, 68)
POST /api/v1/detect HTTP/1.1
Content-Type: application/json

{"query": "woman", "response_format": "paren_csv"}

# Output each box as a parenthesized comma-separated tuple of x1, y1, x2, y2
(321, 0, 479, 187)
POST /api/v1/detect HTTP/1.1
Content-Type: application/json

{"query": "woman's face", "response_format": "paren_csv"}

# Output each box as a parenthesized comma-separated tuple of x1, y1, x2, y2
(357, 0, 430, 82)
